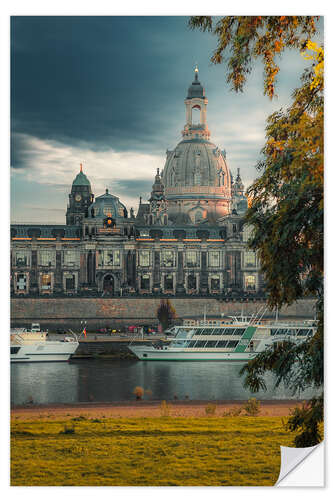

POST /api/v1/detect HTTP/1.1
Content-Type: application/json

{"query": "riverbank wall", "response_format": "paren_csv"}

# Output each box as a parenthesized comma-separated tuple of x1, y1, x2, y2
(11, 297, 316, 331)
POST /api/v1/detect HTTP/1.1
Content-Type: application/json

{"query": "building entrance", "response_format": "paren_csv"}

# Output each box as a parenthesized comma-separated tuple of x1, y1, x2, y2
(103, 274, 114, 294)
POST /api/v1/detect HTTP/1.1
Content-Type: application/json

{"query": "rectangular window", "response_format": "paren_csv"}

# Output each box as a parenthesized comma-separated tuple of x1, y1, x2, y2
(243, 224, 254, 242)
(38, 250, 56, 267)
(16, 273, 27, 291)
(185, 251, 199, 268)
(15, 250, 30, 267)
(98, 249, 120, 267)
(161, 250, 175, 267)
(164, 274, 173, 290)
(103, 207, 113, 217)
(139, 250, 150, 267)
(245, 275, 256, 290)
(141, 274, 150, 290)
(65, 275, 75, 290)
(208, 251, 220, 267)
(63, 250, 80, 267)
(210, 274, 220, 291)
(41, 273, 51, 290)
(244, 251, 256, 267)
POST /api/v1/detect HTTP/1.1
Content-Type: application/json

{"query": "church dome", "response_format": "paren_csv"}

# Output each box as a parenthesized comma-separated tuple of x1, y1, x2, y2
(161, 68, 232, 222)
(88, 189, 127, 219)
(163, 140, 230, 189)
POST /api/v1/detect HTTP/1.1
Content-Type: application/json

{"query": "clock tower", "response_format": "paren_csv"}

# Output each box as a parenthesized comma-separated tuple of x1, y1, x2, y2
(66, 164, 94, 225)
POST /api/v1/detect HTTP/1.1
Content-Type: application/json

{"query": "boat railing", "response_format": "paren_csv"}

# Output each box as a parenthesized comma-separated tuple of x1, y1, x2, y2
(68, 330, 79, 342)
(267, 321, 316, 328)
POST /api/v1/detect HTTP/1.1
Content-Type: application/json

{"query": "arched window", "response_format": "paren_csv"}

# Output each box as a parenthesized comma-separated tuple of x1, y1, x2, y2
(192, 105, 200, 125)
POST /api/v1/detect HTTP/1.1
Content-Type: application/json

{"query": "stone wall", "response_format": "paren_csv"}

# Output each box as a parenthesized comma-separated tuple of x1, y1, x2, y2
(11, 297, 316, 331)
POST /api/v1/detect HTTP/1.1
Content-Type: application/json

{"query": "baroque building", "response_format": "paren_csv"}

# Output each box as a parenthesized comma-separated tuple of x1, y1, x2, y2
(11, 69, 264, 298)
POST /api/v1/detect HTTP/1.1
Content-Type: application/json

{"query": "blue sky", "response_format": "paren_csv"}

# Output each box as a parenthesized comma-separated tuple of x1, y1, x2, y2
(10, 16, 323, 223)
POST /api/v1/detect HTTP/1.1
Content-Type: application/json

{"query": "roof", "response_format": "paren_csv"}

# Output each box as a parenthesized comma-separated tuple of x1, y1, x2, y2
(88, 189, 127, 218)
(72, 171, 91, 187)
(11, 224, 81, 239)
(187, 68, 205, 100)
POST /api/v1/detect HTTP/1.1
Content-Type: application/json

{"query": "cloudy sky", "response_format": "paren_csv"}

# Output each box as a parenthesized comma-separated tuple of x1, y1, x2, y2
(11, 16, 323, 223)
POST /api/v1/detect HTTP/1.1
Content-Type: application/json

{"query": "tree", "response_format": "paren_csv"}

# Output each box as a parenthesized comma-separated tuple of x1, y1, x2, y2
(189, 16, 319, 98)
(190, 16, 323, 446)
(157, 299, 177, 331)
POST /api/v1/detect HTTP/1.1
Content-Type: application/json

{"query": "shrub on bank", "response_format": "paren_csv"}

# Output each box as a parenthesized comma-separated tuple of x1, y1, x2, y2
(133, 386, 144, 400)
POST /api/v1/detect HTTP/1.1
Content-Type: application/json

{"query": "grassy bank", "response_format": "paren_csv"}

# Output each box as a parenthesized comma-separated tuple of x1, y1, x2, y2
(11, 415, 296, 486)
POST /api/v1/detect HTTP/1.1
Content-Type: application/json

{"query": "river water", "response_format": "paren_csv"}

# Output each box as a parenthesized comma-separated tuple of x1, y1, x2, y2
(10, 359, 317, 405)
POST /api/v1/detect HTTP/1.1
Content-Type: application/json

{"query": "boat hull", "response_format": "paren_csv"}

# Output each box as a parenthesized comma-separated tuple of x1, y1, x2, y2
(128, 346, 257, 362)
(10, 341, 79, 363)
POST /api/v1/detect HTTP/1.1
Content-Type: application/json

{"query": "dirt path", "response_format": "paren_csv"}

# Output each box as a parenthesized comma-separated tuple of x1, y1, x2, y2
(11, 399, 303, 419)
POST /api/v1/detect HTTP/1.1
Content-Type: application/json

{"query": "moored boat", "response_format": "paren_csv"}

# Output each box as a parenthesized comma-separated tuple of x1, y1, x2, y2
(10, 327, 79, 363)
(128, 317, 316, 362)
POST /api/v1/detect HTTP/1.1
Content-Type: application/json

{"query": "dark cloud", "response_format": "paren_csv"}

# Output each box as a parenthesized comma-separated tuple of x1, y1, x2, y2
(11, 16, 217, 165)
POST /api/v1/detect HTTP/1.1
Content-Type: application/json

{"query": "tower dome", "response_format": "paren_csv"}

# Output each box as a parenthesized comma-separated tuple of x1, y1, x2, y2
(72, 164, 91, 187)
(66, 164, 94, 226)
(161, 67, 232, 223)
(88, 188, 128, 219)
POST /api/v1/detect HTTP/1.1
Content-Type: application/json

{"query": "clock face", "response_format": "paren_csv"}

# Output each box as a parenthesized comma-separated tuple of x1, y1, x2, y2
(75, 194, 82, 202)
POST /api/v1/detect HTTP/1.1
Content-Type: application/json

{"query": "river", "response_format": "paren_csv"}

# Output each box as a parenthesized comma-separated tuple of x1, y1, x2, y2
(10, 359, 318, 405)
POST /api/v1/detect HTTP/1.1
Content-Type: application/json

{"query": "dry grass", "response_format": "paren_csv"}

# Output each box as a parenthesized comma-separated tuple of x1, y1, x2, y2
(11, 416, 296, 486)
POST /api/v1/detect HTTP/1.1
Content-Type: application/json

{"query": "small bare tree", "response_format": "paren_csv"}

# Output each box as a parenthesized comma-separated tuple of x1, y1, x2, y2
(157, 299, 176, 332)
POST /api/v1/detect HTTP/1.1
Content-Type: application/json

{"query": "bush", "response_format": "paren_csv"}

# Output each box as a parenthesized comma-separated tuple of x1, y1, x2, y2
(160, 400, 171, 417)
(243, 398, 261, 417)
(133, 386, 144, 400)
(205, 404, 217, 416)
(222, 406, 243, 417)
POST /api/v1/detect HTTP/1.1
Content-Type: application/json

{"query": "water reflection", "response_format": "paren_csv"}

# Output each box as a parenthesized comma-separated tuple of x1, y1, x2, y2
(11, 359, 317, 405)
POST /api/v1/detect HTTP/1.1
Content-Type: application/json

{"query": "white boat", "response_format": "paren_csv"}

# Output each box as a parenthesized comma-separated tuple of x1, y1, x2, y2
(10, 328, 79, 363)
(128, 316, 317, 362)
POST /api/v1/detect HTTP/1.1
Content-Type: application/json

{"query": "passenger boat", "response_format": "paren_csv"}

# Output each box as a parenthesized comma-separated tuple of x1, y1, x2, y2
(10, 328, 79, 363)
(128, 315, 316, 362)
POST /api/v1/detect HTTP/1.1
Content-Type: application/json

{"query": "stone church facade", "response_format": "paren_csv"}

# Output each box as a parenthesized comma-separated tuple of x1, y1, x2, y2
(11, 68, 264, 298)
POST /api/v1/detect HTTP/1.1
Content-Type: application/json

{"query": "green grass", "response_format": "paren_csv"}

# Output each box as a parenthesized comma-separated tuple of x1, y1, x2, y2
(11, 416, 295, 486)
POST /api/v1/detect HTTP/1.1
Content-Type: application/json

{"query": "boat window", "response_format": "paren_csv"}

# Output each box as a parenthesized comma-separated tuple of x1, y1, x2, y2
(10, 347, 20, 354)
(174, 340, 186, 346)
(188, 341, 197, 348)
(205, 340, 218, 348)
(176, 329, 191, 339)
(296, 328, 311, 336)
(226, 340, 239, 348)
(201, 328, 213, 335)
(222, 328, 237, 335)
(195, 340, 208, 348)
(216, 340, 228, 348)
